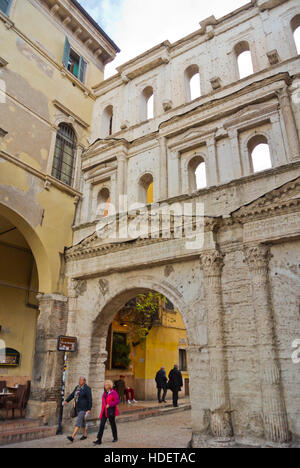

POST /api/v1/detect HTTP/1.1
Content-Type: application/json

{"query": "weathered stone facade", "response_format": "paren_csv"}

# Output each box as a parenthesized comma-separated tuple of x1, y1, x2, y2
(28, 0, 300, 447)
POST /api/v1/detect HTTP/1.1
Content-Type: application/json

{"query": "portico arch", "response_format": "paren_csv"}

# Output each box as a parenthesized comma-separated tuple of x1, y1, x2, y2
(0, 203, 52, 293)
(71, 275, 192, 419)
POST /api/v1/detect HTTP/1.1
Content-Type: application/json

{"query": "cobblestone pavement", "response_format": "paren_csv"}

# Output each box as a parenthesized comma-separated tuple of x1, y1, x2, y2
(2, 410, 192, 449)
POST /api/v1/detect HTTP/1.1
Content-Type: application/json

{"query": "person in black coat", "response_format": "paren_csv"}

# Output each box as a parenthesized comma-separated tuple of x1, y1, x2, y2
(168, 365, 183, 407)
(155, 367, 168, 403)
(64, 377, 93, 443)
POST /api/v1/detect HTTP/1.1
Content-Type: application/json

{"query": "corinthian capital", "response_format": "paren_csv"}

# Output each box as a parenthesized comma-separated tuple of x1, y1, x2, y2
(200, 250, 224, 277)
(244, 244, 271, 272)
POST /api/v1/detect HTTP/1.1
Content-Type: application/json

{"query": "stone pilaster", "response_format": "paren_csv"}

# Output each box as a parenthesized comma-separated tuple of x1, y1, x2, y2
(158, 136, 168, 200)
(27, 294, 68, 426)
(117, 154, 127, 212)
(200, 250, 234, 445)
(244, 244, 291, 446)
(278, 86, 300, 161)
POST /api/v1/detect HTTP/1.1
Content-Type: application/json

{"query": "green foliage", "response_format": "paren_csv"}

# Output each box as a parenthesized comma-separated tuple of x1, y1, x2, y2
(118, 292, 167, 346)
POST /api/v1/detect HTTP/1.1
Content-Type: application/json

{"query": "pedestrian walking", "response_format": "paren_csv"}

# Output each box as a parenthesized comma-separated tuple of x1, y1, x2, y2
(65, 377, 92, 443)
(94, 380, 120, 445)
(155, 367, 168, 403)
(168, 365, 183, 408)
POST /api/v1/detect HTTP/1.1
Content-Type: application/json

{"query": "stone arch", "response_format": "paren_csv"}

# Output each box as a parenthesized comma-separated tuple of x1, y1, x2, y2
(97, 186, 111, 218)
(246, 133, 272, 173)
(182, 153, 207, 193)
(101, 104, 114, 137)
(234, 40, 254, 79)
(87, 275, 191, 417)
(0, 202, 52, 293)
(184, 64, 201, 101)
(141, 86, 154, 121)
(291, 14, 300, 54)
(138, 172, 154, 204)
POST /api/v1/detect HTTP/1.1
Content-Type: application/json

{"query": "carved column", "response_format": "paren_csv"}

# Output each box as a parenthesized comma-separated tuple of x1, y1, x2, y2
(117, 154, 127, 213)
(200, 250, 234, 444)
(206, 136, 219, 186)
(27, 294, 68, 425)
(228, 129, 243, 178)
(244, 245, 291, 445)
(278, 86, 300, 161)
(158, 136, 168, 200)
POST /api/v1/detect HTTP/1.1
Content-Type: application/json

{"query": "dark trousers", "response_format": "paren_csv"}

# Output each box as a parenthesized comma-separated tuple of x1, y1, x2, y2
(172, 390, 179, 407)
(157, 387, 167, 402)
(97, 414, 118, 442)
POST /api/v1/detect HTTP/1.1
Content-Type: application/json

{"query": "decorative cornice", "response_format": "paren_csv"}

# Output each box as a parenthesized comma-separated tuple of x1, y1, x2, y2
(232, 177, 300, 223)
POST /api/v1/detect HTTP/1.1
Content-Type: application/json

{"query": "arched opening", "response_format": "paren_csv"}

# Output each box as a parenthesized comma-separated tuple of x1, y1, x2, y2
(90, 287, 190, 416)
(291, 15, 300, 54)
(139, 173, 154, 204)
(97, 188, 111, 218)
(188, 156, 207, 191)
(141, 87, 154, 121)
(185, 65, 201, 101)
(52, 123, 77, 186)
(234, 41, 254, 79)
(102, 105, 114, 137)
(0, 211, 40, 399)
(248, 135, 272, 173)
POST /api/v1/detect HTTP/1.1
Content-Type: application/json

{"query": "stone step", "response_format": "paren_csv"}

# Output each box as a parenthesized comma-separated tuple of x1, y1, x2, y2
(0, 419, 40, 433)
(0, 424, 57, 446)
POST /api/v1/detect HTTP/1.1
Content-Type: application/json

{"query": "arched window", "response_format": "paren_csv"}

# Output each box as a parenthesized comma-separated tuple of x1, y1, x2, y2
(139, 173, 154, 204)
(52, 123, 76, 186)
(188, 156, 207, 191)
(102, 105, 113, 137)
(98, 187, 111, 218)
(141, 87, 154, 121)
(234, 41, 254, 79)
(248, 135, 272, 173)
(291, 15, 300, 55)
(185, 65, 201, 101)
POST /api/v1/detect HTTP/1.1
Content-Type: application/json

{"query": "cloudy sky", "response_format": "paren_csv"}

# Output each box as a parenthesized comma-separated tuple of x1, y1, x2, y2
(77, 0, 250, 77)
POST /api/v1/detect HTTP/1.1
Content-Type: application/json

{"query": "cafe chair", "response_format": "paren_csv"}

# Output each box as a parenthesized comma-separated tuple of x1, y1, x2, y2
(4, 385, 27, 419)
(0, 381, 6, 393)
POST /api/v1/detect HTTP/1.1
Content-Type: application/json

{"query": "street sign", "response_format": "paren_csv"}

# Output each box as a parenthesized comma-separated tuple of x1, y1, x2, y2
(57, 336, 77, 353)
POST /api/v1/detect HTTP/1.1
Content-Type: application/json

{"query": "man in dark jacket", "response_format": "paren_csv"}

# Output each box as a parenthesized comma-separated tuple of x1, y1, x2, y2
(155, 367, 168, 403)
(64, 377, 92, 443)
(168, 365, 183, 408)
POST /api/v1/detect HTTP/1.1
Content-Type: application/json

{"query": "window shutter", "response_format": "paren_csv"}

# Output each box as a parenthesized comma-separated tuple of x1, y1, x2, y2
(62, 37, 71, 68)
(78, 56, 87, 84)
(0, 0, 12, 15)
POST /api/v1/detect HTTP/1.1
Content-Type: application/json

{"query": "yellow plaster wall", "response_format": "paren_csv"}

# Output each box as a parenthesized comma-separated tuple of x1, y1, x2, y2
(108, 310, 189, 400)
(0, 243, 38, 383)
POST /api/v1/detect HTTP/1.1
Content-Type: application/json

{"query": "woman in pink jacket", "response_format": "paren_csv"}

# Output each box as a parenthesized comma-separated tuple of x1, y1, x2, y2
(93, 380, 120, 445)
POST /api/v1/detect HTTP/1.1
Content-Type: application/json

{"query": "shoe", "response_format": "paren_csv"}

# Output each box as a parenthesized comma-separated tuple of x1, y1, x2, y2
(93, 439, 102, 445)
(80, 436, 87, 441)
(67, 436, 74, 443)
(132, 400, 138, 403)
(112, 439, 118, 443)
(159, 401, 162, 404)
(163, 400, 167, 403)
(127, 400, 131, 405)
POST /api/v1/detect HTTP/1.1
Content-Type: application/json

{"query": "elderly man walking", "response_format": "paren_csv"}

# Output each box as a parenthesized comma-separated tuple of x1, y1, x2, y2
(168, 365, 183, 408)
(155, 367, 168, 403)
(64, 377, 92, 443)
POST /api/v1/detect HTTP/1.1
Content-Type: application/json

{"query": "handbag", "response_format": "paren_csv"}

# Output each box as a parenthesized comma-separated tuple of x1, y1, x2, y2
(70, 403, 77, 419)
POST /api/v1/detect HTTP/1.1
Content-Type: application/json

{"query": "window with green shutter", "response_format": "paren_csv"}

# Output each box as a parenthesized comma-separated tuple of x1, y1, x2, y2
(0, 0, 12, 16)
(62, 37, 87, 84)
